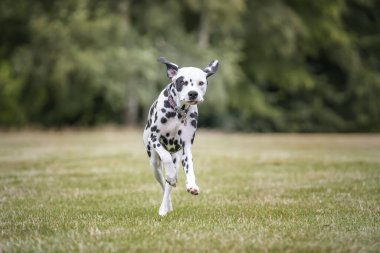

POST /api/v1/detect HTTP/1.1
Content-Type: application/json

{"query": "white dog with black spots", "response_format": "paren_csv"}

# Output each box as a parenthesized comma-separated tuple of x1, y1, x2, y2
(143, 57, 219, 216)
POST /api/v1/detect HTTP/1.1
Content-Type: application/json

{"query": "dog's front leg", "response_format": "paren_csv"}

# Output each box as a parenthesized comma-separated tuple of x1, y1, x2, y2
(154, 146, 177, 187)
(182, 147, 199, 195)
(159, 181, 173, 216)
(151, 141, 178, 216)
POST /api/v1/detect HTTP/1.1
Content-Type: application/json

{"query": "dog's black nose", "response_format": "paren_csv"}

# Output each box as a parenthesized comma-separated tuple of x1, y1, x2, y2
(188, 91, 198, 100)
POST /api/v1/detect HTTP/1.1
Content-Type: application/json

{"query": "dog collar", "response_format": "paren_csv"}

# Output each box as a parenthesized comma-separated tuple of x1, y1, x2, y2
(168, 95, 188, 121)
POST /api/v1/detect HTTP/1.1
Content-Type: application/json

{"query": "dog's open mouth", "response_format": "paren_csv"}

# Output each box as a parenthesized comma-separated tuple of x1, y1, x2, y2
(187, 100, 198, 105)
(185, 99, 204, 105)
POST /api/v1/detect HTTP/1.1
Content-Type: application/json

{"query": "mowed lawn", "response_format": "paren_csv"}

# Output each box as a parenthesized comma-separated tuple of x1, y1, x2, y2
(0, 129, 379, 252)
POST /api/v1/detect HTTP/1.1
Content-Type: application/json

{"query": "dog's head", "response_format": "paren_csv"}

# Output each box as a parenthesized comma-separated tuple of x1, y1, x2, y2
(158, 57, 219, 105)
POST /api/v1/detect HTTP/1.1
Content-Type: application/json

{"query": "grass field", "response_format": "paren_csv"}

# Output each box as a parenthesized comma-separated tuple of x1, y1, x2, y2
(0, 129, 379, 252)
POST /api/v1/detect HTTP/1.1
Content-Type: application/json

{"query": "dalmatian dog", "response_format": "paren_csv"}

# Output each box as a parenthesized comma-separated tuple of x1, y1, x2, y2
(143, 57, 219, 216)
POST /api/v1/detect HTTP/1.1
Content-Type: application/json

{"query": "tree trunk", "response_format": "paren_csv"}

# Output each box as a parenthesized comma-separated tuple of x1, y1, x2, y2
(125, 95, 138, 126)
(198, 6, 210, 49)
(119, 0, 130, 25)
(120, 0, 135, 125)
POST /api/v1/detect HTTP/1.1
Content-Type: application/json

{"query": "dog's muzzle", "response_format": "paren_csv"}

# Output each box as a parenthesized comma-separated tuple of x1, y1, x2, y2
(186, 91, 203, 105)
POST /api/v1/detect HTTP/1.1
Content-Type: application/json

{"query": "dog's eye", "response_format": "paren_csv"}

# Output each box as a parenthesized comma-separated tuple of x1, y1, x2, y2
(199, 81, 204, 86)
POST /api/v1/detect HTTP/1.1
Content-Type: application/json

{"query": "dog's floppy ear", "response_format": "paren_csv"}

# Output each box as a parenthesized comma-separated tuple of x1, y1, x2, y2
(203, 60, 219, 78)
(158, 57, 179, 80)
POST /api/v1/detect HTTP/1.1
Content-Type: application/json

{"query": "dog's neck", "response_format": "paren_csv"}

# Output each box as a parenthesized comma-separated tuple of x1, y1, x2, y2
(167, 83, 190, 119)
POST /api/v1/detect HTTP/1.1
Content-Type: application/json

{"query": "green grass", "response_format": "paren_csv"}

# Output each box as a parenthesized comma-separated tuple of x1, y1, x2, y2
(0, 129, 379, 252)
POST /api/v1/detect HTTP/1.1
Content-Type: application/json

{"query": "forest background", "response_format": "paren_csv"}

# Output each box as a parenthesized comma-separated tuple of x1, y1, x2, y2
(1, 0, 380, 132)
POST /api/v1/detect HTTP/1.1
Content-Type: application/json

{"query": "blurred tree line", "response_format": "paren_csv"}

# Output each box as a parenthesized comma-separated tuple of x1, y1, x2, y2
(0, 0, 379, 132)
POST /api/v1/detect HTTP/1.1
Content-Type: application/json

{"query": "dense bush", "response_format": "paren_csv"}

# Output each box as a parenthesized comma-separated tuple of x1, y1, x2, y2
(1, 0, 379, 131)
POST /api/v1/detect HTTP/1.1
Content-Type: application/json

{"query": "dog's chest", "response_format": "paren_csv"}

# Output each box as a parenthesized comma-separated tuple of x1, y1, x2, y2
(158, 131, 183, 153)
(157, 115, 187, 152)
(156, 109, 196, 153)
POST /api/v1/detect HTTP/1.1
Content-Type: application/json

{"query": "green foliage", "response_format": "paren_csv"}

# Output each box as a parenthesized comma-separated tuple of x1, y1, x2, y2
(0, 0, 380, 131)
(0, 61, 25, 126)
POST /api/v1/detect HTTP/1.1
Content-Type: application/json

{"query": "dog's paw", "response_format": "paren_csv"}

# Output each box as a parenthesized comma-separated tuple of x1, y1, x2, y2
(159, 202, 173, 216)
(186, 183, 200, 195)
(159, 206, 169, 216)
(165, 177, 177, 187)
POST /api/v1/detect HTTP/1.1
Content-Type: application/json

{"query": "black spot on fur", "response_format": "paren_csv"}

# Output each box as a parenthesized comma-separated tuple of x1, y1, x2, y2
(166, 112, 176, 118)
(157, 143, 161, 147)
(163, 88, 169, 97)
(164, 100, 170, 108)
(154, 112, 158, 123)
(151, 125, 157, 132)
(146, 119, 152, 129)
(153, 144, 156, 148)
(173, 158, 177, 163)
(161, 108, 166, 113)
(191, 133, 195, 144)
(191, 120, 197, 128)
(149, 106, 154, 117)
(150, 133, 157, 142)
(161, 117, 167, 124)
(169, 138, 174, 145)
(160, 136, 168, 145)
(166, 133, 170, 137)
(178, 130, 182, 135)
(175, 76, 184, 92)
(190, 112, 198, 119)
(147, 151, 151, 157)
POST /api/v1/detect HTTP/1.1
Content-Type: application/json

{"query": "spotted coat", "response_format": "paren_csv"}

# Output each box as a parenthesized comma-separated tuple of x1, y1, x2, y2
(142, 57, 219, 216)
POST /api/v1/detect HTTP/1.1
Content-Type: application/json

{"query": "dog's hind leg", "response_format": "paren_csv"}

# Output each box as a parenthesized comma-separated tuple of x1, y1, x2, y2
(159, 182, 173, 216)
(151, 150, 176, 215)
(151, 143, 177, 216)
(159, 153, 180, 215)
(158, 153, 181, 216)
(150, 151, 174, 213)
(163, 152, 180, 212)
